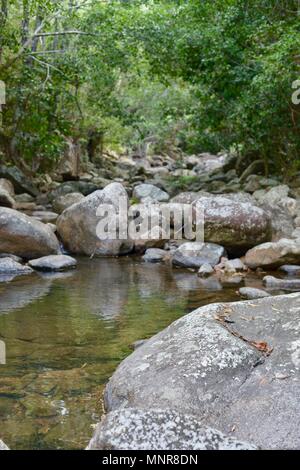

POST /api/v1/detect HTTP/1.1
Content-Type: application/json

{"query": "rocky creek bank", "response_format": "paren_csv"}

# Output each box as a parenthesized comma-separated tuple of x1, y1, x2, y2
(89, 293, 300, 450)
(1, 152, 300, 449)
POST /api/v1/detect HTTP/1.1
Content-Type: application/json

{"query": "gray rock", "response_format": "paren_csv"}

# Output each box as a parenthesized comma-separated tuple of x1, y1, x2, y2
(0, 178, 15, 196)
(224, 259, 246, 273)
(143, 248, 167, 263)
(172, 242, 226, 269)
(57, 183, 134, 256)
(132, 340, 148, 350)
(245, 238, 300, 269)
(0, 440, 9, 450)
(133, 184, 170, 203)
(292, 228, 300, 239)
(198, 263, 214, 278)
(0, 207, 60, 259)
(52, 192, 84, 214)
(0, 257, 33, 276)
(279, 265, 300, 276)
(252, 186, 296, 240)
(130, 203, 167, 253)
(29, 255, 77, 272)
(104, 293, 300, 449)
(239, 287, 271, 300)
(88, 408, 257, 450)
(0, 165, 39, 196)
(0, 253, 23, 263)
(0, 187, 15, 208)
(15, 193, 34, 203)
(49, 181, 98, 202)
(171, 191, 210, 205)
(31, 211, 58, 223)
(263, 275, 300, 290)
(0, 180, 14, 207)
(195, 195, 272, 250)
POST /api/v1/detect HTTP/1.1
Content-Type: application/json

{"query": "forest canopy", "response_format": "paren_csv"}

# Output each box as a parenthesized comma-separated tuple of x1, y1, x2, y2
(0, 0, 299, 178)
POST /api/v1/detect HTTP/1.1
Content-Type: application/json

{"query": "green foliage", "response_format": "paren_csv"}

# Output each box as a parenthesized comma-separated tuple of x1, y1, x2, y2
(0, 0, 299, 177)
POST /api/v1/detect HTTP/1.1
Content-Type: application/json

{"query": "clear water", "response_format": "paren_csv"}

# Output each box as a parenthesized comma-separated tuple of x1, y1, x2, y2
(0, 257, 253, 449)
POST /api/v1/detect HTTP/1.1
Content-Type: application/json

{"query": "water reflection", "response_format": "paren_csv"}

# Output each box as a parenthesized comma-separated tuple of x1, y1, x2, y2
(0, 257, 242, 450)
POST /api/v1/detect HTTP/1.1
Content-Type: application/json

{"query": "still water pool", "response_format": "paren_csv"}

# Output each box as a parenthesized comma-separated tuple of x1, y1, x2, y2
(0, 257, 247, 449)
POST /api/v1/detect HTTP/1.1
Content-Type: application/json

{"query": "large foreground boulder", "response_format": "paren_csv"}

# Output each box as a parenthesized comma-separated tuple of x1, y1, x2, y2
(0, 207, 60, 259)
(57, 183, 134, 256)
(245, 238, 300, 269)
(195, 195, 272, 251)
(88, 409, 257, 450)
(104, 293, 300, 449)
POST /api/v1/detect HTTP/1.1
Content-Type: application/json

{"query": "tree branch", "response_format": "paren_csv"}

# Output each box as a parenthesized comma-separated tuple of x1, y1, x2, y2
(33, 30, 98, 37)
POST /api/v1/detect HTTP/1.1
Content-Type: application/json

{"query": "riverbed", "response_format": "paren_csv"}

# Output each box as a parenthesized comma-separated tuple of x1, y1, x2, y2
(0, 257, 268, 449)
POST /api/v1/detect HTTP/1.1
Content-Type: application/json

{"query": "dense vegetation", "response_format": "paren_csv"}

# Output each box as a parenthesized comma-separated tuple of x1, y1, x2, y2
(0, 0, 299, 178)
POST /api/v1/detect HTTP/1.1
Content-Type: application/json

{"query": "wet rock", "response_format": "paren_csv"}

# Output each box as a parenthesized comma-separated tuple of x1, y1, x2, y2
(194, 195, 272, 251)
(198, 263, 214, 278)
(0, 207, 60, 259)
(239, 287, 271, 300)
(133, 184, 170, 203)
(172, 242, 226, 269)
(52, 192, 84, 214)
(88, 408, 257, 450)
(57, 183, 134, 256)
(279, 265, 300, 276)
(143, 248, 168, 263)
(0, 440, 9, 450)
(245, 238, 300, 269)
(0, 165, 39, 196)
(29, 255, 77, 272)
(132, 339, 148, 350)
(0, 257, 33, 277)
(0, 253, 23, 263)
(220, 274, 244, 286)
(224, 259, 246, 273)
(104, 293, 300, 449)
(263, 276, 300, 290)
